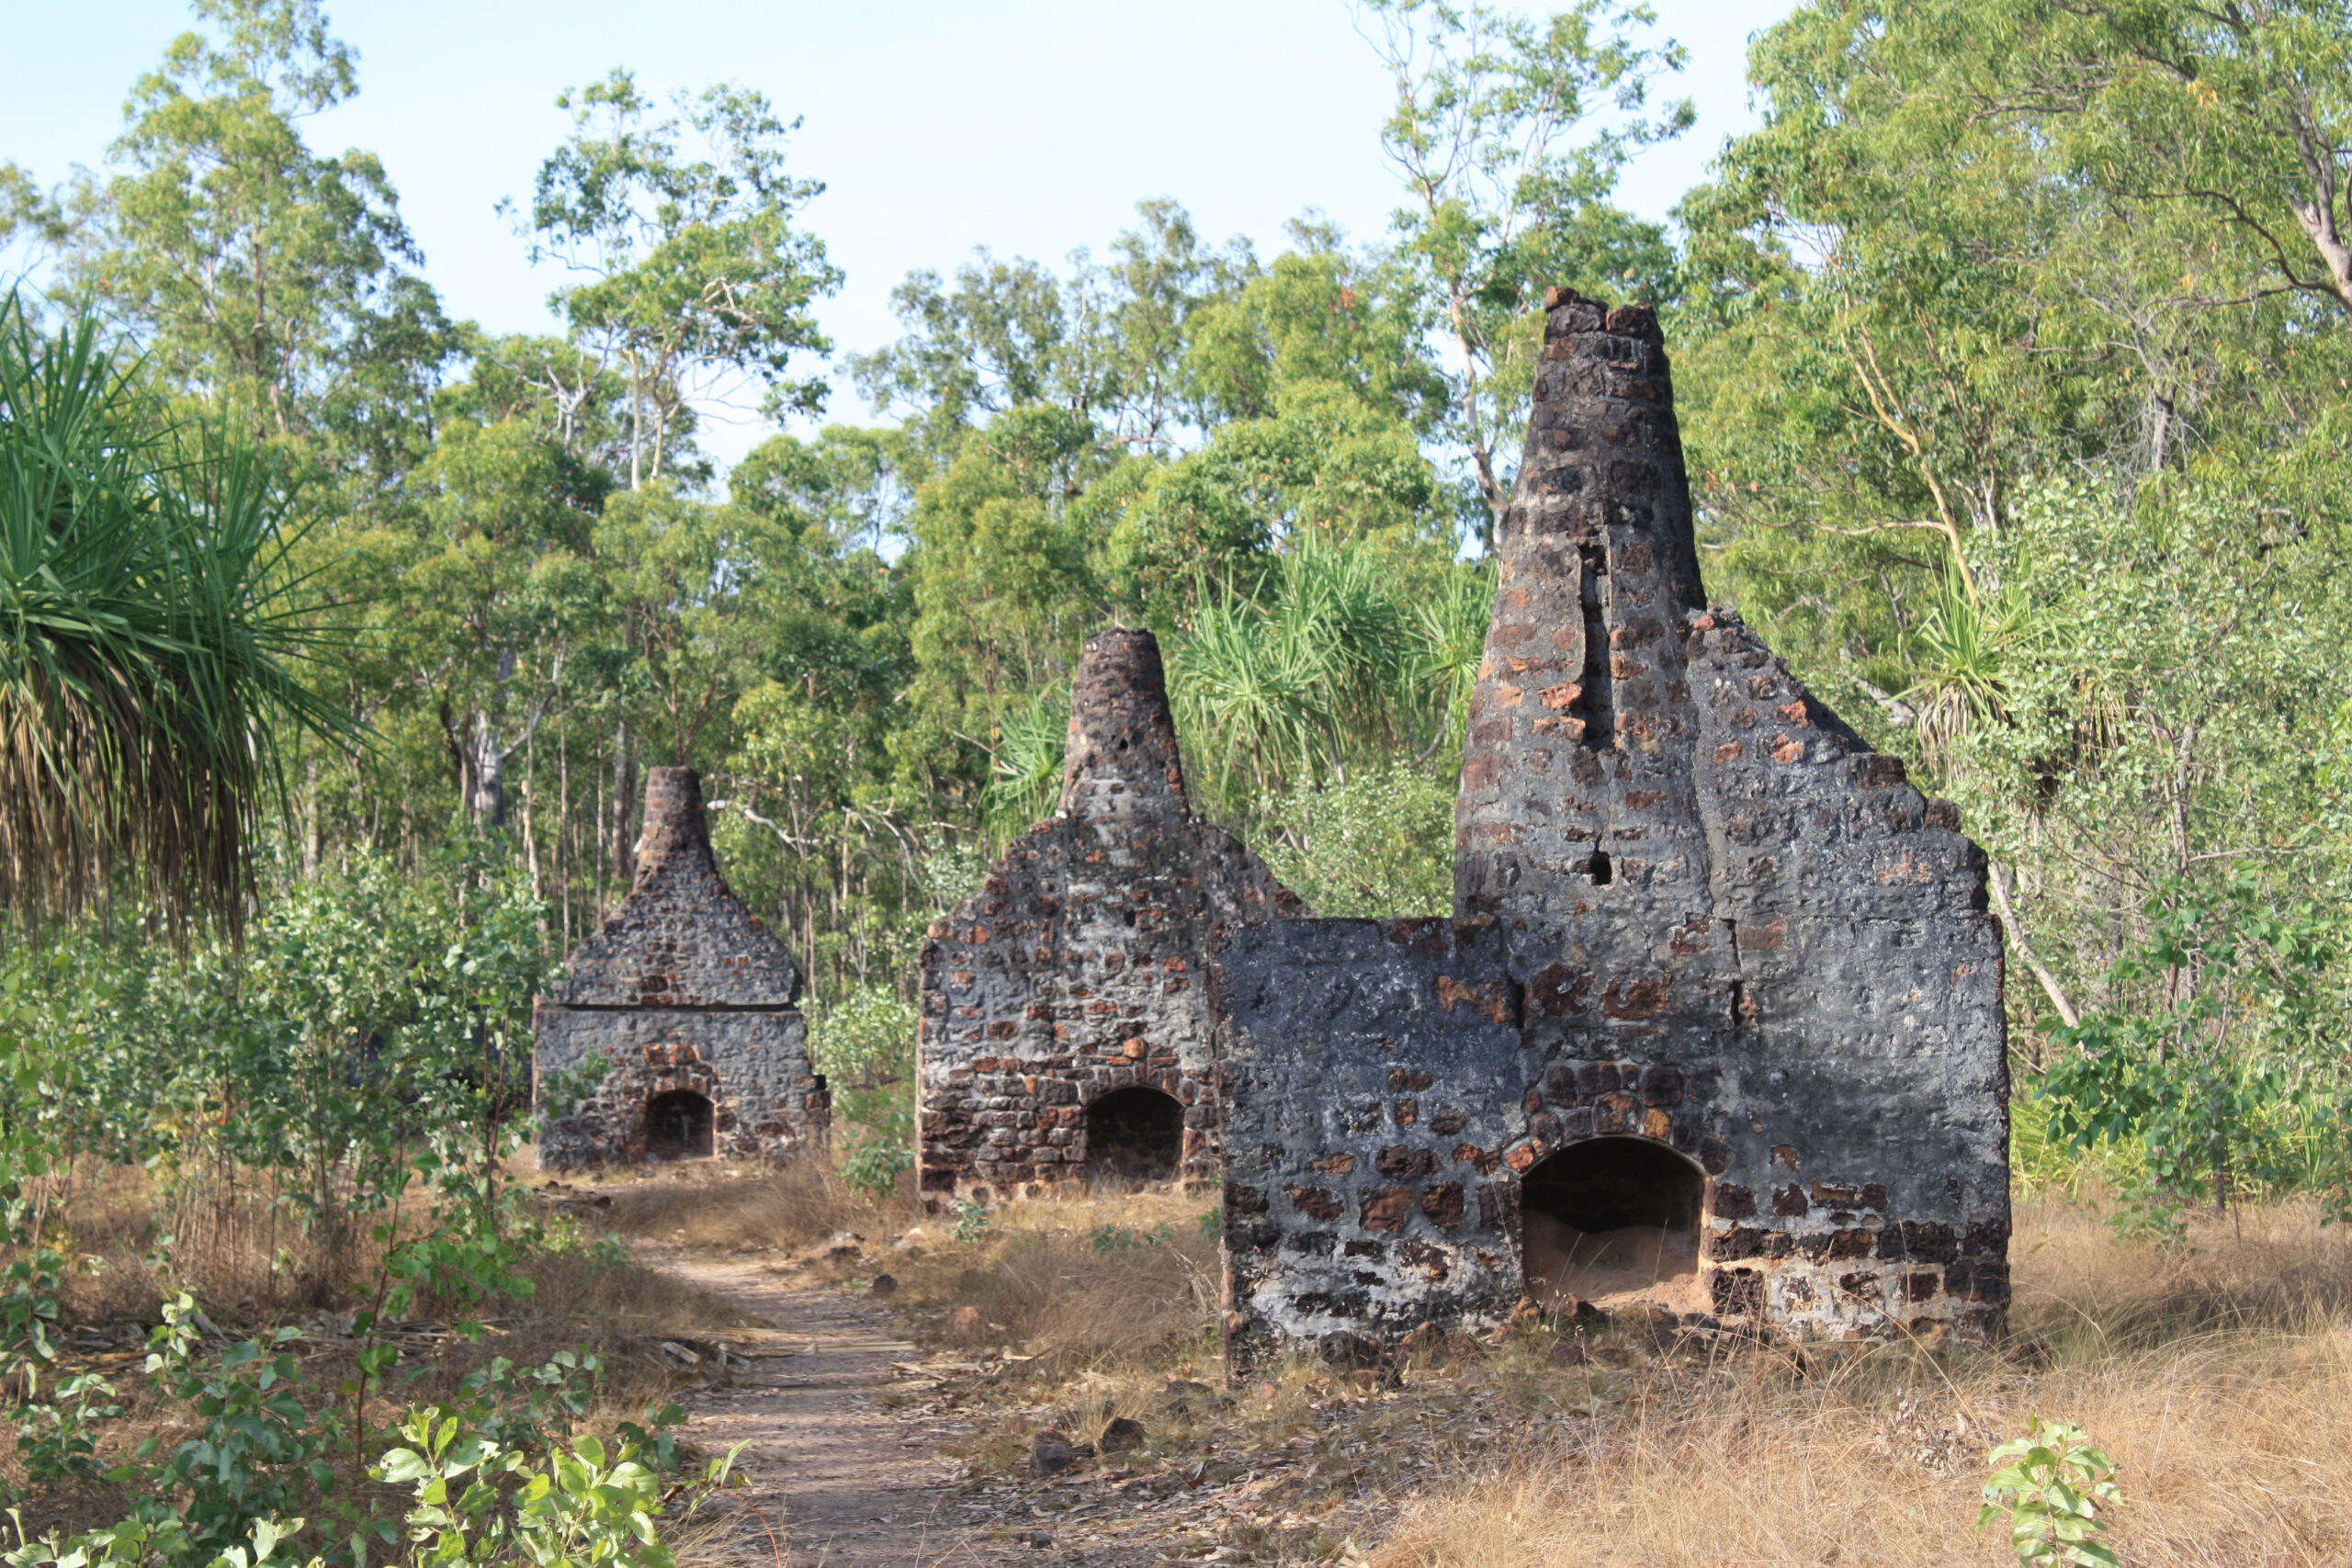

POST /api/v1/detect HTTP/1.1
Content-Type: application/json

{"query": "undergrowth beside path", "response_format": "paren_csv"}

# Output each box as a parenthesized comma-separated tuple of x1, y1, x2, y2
(603, 1166, 2352, 1566)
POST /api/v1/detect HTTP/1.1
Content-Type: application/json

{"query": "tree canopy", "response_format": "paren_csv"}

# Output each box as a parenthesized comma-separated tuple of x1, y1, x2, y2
(10, 0, 2352, 1219)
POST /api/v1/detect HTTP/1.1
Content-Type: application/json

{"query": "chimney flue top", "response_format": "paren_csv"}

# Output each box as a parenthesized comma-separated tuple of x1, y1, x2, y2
(1058, 627, 1187, 818)
(634, 765, 716, 887)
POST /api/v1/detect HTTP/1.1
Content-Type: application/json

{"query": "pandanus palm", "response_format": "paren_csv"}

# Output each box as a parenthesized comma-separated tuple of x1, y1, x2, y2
(0, 294, 351, 937)
(1273, 542, 1418, 763)
(983, 679, 1072, 835)
(1167, 593, 1327, 813)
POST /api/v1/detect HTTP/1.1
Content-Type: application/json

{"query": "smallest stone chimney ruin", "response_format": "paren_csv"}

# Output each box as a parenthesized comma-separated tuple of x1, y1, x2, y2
(535, 766, 830, 1167)
(917, 627, 1302, 1200)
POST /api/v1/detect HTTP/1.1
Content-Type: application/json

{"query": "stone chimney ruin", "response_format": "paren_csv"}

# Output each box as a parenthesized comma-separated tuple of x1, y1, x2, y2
(916, 627, 1303, 1199)
(535, 766, 831, 1167)
(1213, 291, 2010, 1361)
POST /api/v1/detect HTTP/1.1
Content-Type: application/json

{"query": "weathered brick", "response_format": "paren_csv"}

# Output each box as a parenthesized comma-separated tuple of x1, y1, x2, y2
(535, 768, 828, 1168)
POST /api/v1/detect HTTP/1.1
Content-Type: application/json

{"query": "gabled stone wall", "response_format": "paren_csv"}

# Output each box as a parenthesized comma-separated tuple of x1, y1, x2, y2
(534, 767, 830, 1168)
(917, 629, 1301, 1200)
(1216, 291, 2008, 1365)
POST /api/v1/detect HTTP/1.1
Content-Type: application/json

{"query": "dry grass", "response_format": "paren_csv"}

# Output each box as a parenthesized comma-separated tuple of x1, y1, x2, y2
(549, 1167, 2352, 1565)
(581, 1164, 1224, 1383)
(1374, 1199, 2352, 1568)
(578, 1157, 915, 1252)
(891, 1189, 1221, 1379)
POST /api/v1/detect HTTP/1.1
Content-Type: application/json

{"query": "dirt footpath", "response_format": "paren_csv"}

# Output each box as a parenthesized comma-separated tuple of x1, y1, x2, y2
(640, 1244, 1386, 1568)
(644, 1247, 993, 1567)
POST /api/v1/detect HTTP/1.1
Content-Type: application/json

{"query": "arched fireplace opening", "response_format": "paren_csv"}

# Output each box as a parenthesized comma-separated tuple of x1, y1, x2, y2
(1083, 1086, 1184, 1184)
(1520, 1136, 1705, 1312)
(645, 1089, 715, 1159)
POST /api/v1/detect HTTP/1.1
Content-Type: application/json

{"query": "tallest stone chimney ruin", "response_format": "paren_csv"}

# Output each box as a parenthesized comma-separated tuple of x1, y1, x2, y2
(1215, 290, 2010, 1364)
(1456, 293, 1714, 924)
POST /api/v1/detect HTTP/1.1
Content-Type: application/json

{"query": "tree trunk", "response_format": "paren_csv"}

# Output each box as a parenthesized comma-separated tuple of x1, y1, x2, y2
(301, 755, 322, 880)
(627, 349, 643, 491)
(466, 711, 510, 829)
(609, 718, 638, 887)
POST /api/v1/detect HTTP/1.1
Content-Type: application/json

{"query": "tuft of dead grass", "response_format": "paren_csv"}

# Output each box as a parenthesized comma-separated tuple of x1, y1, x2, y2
(892, 1189, 1221, 1379)
(1373, 1198, 2352, 1568)
(578, 1157, 915, 1252)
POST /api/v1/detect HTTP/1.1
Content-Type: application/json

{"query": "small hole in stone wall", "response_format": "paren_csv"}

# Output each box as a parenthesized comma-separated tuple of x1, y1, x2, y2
(1521, 1136, 1703, 1313)
(1083, 1086, 1183, 1185)
(645, 1089, 715, 1160)
(1588, 850, 1613, 886)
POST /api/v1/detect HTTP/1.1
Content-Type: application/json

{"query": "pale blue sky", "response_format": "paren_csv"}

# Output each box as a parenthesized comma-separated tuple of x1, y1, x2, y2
(4, 0, 1795, 458)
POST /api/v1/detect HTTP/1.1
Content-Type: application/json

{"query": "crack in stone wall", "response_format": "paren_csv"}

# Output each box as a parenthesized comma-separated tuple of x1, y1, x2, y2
(535, 766, 831, 1167)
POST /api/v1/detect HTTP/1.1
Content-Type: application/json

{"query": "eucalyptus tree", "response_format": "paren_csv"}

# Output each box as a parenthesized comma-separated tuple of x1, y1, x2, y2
(396, 419, 606, 829)
(1102, 379, 1443, 614)
(1181, 225, 1448, 436)
(729, 425, 910, 553)
(1674, 0, 2352, 738)
(594, 483, 808, 773)
(520, 69, 842, 491)
(438, 329, 636, 474)
(847, 198, 1256, 467)
(74, 0, 457, 476)
(1093, 197, 1257, 447)
(2023, 1, 2352, 321)
(1361, 0, 1690, 542)
(850, 252, 1079, 459)
(713, 438, 921, 990)
(0, 164, 64, 259)
(897, 405, 1111, 808)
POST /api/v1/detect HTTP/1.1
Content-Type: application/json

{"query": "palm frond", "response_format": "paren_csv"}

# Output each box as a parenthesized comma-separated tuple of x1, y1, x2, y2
(1167, 592, 1328, 809)
(1901, 568, 2037, 773)
(0, 291, 356, 938)
(983, 679, 1070, 836)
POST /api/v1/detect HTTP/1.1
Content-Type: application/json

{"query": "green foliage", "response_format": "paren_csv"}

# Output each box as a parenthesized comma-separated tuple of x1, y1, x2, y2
(381, 1408, 729, 1568)
(1977, 1418, 2125, 1568)
(810, 985, 919, 1199)
(0, 1335, 695, 1568)
(2041, 875, 2352, 1235)
(980, 680, 1071, 837)
(1163, 540, 1489, 821)
(0, 830, 557, 1351)
(1679, 0, 2352, 710)
(850, 199, 1254, 459)
(388, 415, 606, 828)
(1891, 479, 2352, 1080)
(808, 986, 917, 1124)
(1256, 765, 1456, 919)
(0, 292, 354, 936)
(1364, 0, 1690, 537)
(837, 1142, 912, 1202)
(2, 1251, 119, 1494)
(74, 0, 458, 469)
(1103, 381, 1442, 610)
(1088, 1222, 1174, 1255)
(1182, 236, 1445, 435)
(3, 1513, 308, 1568)
(130, 1302, 334, 1560)
(523, 68, 842, 486)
